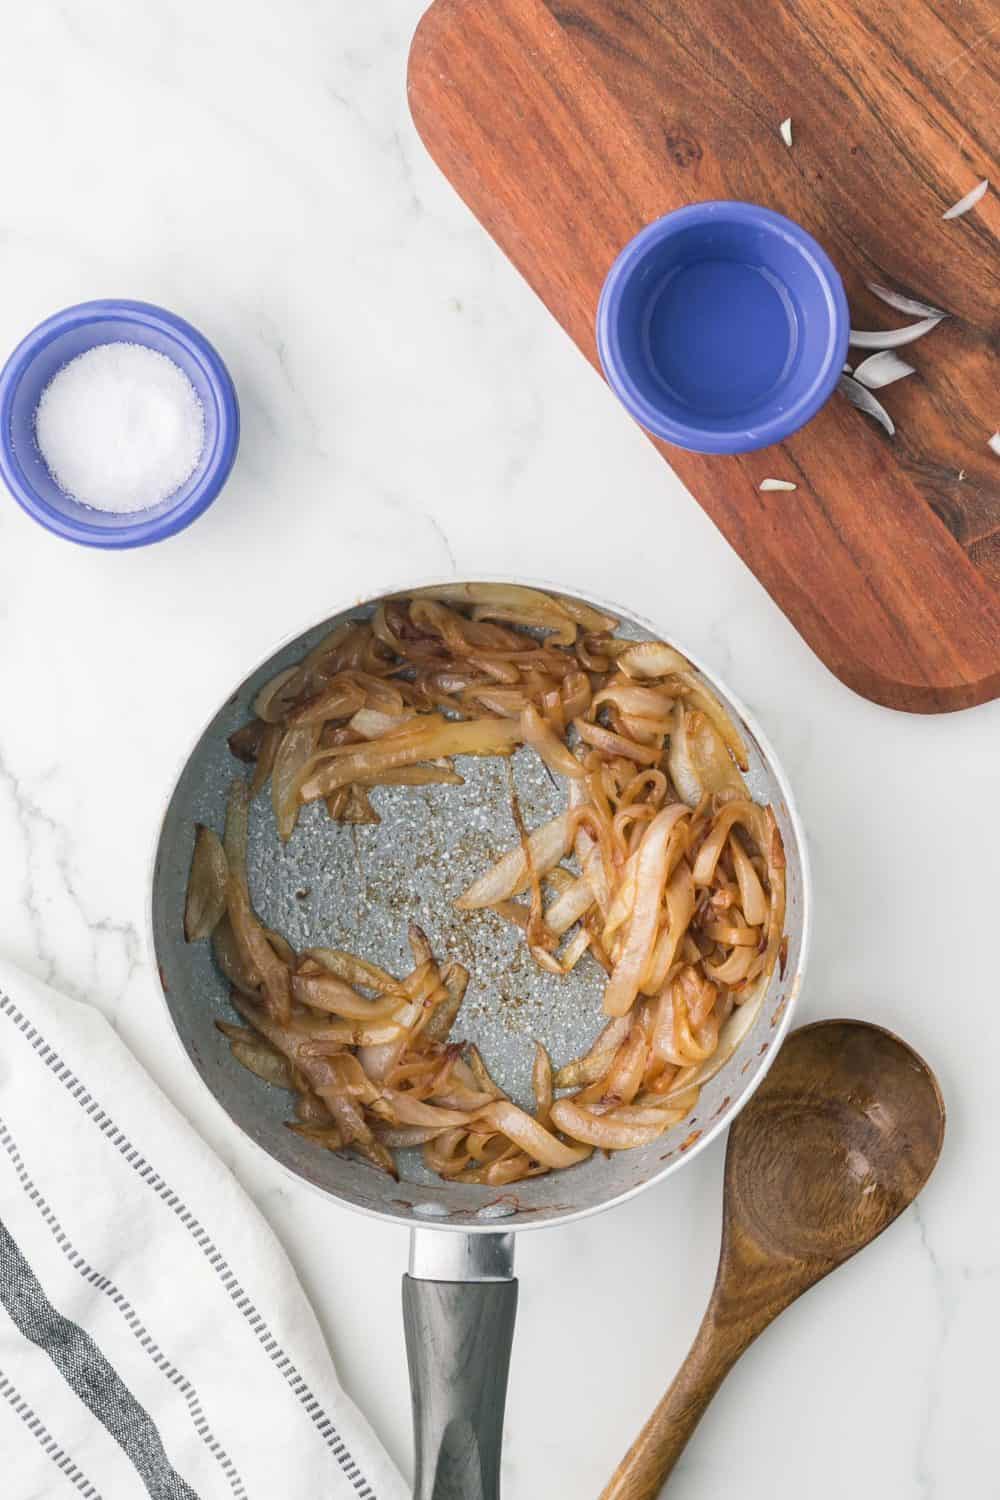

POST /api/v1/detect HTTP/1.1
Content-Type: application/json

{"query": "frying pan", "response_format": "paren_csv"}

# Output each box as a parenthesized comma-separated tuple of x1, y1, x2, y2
(150, 578, 811, 1500)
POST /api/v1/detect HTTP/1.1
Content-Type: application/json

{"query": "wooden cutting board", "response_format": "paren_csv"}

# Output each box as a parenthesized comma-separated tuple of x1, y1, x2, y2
(408, 0, 1000, 712)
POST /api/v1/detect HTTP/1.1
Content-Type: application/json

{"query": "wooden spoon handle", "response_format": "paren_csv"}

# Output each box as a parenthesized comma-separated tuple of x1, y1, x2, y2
(599, 1300, 757, 1500)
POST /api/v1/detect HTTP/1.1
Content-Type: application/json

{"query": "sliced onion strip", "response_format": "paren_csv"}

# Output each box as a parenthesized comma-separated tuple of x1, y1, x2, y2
(942, 178, 989, 220)
(604, 806, 689, 1016)
(456, 813, 573, 909)
(852, 351, 915, 390)
(838, 374, 895, 436)
(848, 315, 942, 350)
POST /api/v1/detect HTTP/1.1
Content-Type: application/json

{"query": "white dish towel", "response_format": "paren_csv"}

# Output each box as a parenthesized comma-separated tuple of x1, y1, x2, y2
(0, 959, 409, 1500)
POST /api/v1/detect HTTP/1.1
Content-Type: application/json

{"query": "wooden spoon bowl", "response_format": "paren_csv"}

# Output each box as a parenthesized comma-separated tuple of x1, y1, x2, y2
(601, 1020, 945, 1500)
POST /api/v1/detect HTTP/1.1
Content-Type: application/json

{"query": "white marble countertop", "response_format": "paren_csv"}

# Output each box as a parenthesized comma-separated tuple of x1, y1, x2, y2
(2, 3, 998, 1495)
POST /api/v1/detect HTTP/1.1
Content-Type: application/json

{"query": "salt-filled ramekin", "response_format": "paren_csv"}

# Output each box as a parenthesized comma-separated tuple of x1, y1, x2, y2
(0, 299, 239, 548)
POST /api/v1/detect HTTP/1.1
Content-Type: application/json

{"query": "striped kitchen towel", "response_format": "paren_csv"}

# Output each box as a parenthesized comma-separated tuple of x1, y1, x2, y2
(0, 959, 409, 1500)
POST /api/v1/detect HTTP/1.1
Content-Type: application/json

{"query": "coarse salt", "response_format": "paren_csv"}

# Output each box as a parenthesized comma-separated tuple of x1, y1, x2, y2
(35, 342, 205, 513)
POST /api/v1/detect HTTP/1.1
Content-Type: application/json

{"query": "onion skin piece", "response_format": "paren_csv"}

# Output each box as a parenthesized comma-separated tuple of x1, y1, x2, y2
(456, 813, 573, 909)
(184, 826, 229, 942)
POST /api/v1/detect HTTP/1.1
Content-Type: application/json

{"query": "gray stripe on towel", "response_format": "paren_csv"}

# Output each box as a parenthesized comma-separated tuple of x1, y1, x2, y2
(0, 987, 378, 1499)
(0, 1217, 200, 1500)
(0, 1112, 246, 1499)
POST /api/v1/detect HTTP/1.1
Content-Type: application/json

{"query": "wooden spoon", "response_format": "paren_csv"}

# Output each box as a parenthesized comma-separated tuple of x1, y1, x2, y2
(601, 1020, 945, 1500)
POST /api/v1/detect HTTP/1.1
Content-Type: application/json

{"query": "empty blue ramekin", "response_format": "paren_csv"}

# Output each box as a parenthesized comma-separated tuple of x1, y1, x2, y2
(0, 300, 240, 548)
(596, 202, 848, 455)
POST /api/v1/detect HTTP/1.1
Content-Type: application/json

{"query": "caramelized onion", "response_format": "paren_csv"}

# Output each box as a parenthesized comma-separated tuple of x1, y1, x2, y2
(574, 718, 664, 765)
(300, 717, 523, 801)
(549, 1098, 680, 1149)
(273, 725, 320, 841)
(604, 806, 689, 1016)
(184, 826, 229, 942)
(521, 704, 585, 778)
(193, 589, 786, 1184)
(668, 706, 745, 806)
(473, 1101, 592, 1168)
(456, 813, 573, 909)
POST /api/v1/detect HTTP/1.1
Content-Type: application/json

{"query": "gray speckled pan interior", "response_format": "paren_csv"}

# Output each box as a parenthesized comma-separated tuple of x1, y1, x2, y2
(151, 583, 809, 1231)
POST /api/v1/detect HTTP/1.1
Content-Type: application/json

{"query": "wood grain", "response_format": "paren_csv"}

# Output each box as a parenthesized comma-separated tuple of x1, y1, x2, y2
(599, 1021, 945, 1499)
(408, 0, 1000, 711)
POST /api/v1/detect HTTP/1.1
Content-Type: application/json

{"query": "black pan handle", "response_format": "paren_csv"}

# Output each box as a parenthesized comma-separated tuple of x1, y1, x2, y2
(403, 1232, 518, 1500)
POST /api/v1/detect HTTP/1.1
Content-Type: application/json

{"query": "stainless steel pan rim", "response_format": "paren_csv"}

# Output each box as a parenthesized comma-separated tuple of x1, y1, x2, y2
(148, 571, 811, 1234)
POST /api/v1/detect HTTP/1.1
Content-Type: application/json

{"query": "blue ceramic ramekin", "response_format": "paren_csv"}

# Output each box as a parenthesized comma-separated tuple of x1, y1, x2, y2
(596, 202, 849, 455)
(0, 300, 240, 548)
